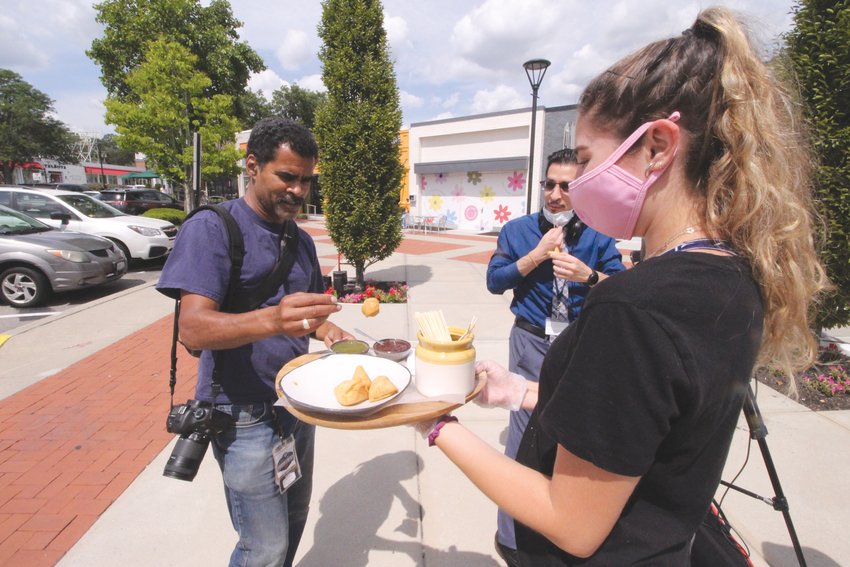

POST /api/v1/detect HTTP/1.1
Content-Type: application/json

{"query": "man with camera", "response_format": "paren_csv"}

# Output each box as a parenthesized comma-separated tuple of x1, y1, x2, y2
(157, 117, 353, 567)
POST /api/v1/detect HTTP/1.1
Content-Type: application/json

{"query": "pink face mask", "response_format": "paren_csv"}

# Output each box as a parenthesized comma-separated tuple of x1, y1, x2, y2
(569, 112, 681, 239)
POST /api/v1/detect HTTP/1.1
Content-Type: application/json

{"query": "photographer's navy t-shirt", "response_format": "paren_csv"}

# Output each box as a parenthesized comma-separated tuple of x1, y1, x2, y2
(157, 198, 324, 405)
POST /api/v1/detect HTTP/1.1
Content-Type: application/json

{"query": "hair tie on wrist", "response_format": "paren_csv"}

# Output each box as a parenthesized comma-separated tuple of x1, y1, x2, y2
(428, 415, 458, 447)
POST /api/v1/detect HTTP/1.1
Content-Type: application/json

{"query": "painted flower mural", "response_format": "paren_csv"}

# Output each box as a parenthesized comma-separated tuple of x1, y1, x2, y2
(436, 172, 448, 184)
(480, 185, 496, 203)
(464, 205, 479, 221)
(507, 171, 525, 192)
(445, 210, 458, 226)
(494, 204, 512, 223)
(420, 175, 428, 193)
(428, 195, 444, 211)
(452, 185, 464, 202)
(467, 171, 482, 185)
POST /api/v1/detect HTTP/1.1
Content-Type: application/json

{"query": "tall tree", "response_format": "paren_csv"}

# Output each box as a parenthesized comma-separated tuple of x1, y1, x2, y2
(98, 134, 136, 166)
(88, 0, 263, 123)
(236, 90, 273, 130)
(104, 39, 241, 205)
(0, 70, 76, 184)
(784, 0, 850, 330)
(271, 85, 328, 130)
(315, 0, 404, 288)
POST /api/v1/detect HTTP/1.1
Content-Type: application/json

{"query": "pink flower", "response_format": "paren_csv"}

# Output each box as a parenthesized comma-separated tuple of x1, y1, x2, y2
(507, 171, 525, 191)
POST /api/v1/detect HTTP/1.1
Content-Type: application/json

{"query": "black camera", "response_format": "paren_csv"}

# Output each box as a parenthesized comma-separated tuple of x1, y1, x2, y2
(163, 400, 234, 482)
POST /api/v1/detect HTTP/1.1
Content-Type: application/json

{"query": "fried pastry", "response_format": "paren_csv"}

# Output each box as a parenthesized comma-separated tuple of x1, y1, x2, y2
(352, 365, 371, 388)
(361, 297, 380, 317)
(334, 378, 369, 406)
(368, 375, 399, 402)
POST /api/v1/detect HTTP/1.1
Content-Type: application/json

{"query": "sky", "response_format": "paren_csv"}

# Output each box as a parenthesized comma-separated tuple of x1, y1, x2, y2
(0, 0, 798, 137)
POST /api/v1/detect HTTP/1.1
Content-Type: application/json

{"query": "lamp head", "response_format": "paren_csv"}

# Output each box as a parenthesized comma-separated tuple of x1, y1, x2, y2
(523, 59, 551, 89)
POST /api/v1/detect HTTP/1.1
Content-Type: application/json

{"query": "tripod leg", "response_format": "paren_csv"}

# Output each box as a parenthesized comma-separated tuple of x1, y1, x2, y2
(741, 385, 808, 567)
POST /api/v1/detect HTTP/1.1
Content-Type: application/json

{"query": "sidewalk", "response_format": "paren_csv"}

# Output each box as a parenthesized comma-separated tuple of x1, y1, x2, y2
(1, 219, 848, 566)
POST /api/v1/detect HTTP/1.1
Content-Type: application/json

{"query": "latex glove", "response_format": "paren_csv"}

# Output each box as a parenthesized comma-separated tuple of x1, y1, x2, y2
(474, 360, 529, 411)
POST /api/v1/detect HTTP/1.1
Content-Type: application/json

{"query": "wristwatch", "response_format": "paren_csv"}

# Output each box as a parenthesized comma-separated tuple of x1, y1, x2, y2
(586, 269, 599, 287)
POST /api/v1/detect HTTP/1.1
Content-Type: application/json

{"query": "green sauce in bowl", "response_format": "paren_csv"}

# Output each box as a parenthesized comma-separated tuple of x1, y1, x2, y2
(330, 339, 370, 355)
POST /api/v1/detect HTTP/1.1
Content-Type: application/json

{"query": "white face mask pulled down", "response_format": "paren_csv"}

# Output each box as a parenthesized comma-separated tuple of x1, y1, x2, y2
(542, 206, 574, 227)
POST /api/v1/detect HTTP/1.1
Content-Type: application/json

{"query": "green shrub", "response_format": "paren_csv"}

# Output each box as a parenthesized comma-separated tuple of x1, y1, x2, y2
(143, 207, 186, 226)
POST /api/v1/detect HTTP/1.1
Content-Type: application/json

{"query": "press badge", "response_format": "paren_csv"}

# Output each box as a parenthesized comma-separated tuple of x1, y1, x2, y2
(545, 317, 569, 338)
(272, 435, 301, 494)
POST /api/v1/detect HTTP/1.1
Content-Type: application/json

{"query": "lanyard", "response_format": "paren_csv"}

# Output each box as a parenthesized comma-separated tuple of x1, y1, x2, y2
(662, 238, 737, 256)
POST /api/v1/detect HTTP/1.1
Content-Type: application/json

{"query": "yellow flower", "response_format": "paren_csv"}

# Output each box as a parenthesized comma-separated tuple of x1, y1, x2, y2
(428, 195, 444, 211)
(480, 186, 495, 203)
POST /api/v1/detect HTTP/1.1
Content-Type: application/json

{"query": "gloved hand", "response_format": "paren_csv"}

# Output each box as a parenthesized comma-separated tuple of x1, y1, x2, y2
(474, 360, 529, 411)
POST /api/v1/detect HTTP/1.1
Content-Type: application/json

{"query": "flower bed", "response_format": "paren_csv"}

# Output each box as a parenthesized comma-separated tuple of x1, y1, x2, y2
(324, 281, 409, 304)
(755, 342, 850, 410)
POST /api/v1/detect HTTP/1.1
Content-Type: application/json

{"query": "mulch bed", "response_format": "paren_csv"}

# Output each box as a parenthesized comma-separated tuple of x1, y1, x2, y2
(754, 347, 850, 411)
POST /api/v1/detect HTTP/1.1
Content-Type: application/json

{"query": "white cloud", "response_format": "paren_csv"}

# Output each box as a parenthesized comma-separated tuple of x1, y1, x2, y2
(53, 90, 111, 135)
(400, 90, 425, 109)
(442, 92, 460, 109)
(295, 74, 326, 92)
(433, 111, 455, 121)
(384, 13, 411, 54)
(275, 29, 313, 71)
(471, 85, 525, 114)
(248, 70, 288, 99)
(0, 15, 48, 70)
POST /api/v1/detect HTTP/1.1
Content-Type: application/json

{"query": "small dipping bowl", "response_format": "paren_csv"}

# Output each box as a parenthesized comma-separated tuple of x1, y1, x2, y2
(330, 339, 370, 355)
(372, 338, 412, 362)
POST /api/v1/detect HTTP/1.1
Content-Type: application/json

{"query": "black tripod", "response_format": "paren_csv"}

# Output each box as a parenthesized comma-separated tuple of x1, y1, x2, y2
(720, 384, 807, 566)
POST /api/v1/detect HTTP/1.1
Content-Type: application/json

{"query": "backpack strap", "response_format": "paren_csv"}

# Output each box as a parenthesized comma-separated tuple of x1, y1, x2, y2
(184, 205, 244, 311)
(229, 219, 300, 313)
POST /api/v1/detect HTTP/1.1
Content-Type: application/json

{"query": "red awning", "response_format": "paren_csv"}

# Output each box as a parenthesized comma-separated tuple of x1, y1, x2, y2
(21, 162, 44, 169)
(84, 166, 139, 176)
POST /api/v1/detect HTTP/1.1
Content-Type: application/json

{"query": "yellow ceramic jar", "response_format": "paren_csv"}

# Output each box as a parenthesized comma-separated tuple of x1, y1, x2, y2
(414, 326, 475, 397)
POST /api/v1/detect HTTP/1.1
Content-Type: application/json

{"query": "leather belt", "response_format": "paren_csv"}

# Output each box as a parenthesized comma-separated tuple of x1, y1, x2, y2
(514, 317, 547, 339)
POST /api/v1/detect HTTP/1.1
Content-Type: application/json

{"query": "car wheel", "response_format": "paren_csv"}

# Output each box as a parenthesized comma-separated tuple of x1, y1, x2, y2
(0, 266, 51, 308)
(109, 239, 133, 264)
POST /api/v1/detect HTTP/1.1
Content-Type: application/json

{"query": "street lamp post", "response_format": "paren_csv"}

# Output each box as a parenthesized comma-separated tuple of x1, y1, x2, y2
(96, 139, 106, 187)
(523, 58, 551, 215)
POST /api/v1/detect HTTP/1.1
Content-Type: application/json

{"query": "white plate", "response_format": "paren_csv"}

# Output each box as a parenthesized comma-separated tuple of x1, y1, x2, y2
(279, 354, 411, 416)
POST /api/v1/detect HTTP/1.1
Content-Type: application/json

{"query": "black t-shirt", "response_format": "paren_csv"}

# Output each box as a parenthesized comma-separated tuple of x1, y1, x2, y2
(515, 252, 764, 566)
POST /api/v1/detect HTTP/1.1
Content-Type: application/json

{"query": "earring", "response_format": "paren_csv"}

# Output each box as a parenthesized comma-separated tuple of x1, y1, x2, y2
(645, 161, 658, 177)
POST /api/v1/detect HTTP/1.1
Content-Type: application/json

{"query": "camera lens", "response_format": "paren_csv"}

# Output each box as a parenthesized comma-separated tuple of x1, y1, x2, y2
(163, 432, 209, 482)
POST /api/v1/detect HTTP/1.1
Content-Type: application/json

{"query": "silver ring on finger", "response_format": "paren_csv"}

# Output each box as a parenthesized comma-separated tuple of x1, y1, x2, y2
(301, 318, 310, 330)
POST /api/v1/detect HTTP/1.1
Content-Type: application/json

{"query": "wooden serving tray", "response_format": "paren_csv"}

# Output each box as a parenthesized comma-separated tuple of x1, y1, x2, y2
(275, 352, 484, 430)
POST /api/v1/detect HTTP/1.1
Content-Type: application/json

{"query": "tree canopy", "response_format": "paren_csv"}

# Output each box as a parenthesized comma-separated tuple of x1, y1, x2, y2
(89, 0, 263, 122)
(314, 0, 404, 287)
(784, 0, 850, 329)
(0, 69, 76, 184)
(271, 85, 328, 131)
(104, 39, 241, 201)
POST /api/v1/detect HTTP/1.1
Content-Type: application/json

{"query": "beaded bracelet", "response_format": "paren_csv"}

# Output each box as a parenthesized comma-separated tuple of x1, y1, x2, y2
(428, 415, 459, 447)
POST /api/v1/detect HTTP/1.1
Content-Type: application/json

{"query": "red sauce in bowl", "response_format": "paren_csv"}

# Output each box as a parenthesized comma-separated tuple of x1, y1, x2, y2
(373, 339, 411, 353)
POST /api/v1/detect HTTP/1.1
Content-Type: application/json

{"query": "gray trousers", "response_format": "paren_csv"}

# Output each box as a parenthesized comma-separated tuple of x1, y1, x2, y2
(497, 324, 550, 550)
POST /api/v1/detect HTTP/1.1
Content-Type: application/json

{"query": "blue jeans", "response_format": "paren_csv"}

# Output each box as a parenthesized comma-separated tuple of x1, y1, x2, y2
(497, 325, 548, 551)
(211, 402, 315, 567)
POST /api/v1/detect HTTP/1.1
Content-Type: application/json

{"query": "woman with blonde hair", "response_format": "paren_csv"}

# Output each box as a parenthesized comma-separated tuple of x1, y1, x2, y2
(416, 7, 827, 565)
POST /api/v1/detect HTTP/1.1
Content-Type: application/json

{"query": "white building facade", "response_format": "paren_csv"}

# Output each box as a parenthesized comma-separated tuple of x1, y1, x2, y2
(406, 105, 577, 233)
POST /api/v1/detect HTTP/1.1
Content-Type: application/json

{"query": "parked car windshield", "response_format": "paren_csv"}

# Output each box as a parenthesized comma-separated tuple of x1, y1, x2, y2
(0, 205, 53, 235)
(56, 193, 127, 218)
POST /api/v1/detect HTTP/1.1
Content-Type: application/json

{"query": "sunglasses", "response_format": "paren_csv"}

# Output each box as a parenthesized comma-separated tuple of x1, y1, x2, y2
(539, 179, 570, 192)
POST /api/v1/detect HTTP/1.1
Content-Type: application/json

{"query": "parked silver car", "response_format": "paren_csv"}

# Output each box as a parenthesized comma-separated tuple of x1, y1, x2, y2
(0, 205, 127, 307)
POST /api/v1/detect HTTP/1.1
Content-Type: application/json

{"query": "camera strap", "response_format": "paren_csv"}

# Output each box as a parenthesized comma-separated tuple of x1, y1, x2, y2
(168, 204, 300, 406)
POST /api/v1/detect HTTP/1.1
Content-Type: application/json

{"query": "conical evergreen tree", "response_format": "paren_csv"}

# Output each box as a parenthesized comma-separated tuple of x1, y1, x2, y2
(784, 0, 850, 329)
(315, 0, 404, 288)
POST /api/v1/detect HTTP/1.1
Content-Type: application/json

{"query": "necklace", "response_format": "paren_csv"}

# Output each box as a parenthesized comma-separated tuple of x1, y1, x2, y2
(646, 226, 700, 259)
